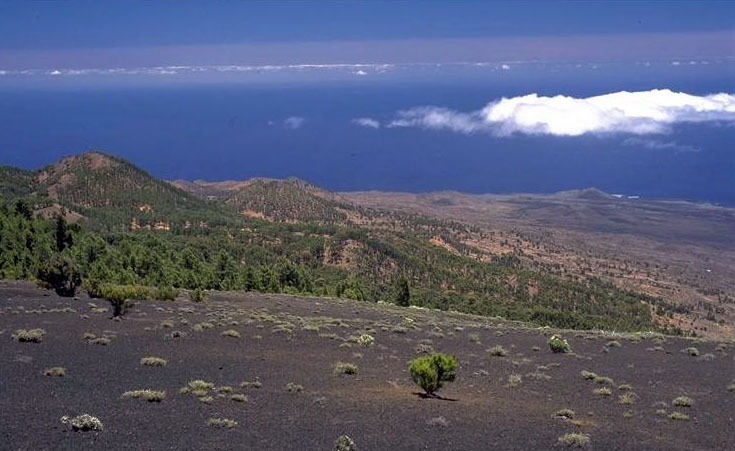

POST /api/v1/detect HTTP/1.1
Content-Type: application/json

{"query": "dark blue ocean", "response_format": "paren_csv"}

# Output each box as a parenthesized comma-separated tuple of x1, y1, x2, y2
(1, 62, 733, 204)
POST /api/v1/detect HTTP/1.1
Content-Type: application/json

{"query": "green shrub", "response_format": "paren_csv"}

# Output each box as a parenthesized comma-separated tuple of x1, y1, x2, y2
(191, 288, 207, 302)
(153, 286, 178, 301)
(37, 255, 82, 297)
(408, 353, 458, 397)
(88, 283, 152, 317)
(548, 335, 572, 354)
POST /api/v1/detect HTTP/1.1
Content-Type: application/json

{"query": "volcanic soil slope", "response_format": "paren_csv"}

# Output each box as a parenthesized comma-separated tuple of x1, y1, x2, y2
(1, 280, 733, 450)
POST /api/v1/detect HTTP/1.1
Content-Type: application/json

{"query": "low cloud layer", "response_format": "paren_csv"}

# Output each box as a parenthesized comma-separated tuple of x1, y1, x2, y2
(387, 89, 735, 136)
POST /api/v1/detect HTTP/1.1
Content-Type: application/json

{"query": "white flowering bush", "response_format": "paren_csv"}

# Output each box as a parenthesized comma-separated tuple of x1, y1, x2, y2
(548, 335, 572, 353)
(61, 414, 103, 431)
(356, 333, 374, 347)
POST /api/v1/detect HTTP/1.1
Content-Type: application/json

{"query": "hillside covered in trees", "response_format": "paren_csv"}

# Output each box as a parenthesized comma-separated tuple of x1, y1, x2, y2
(0, 151, 675, 333)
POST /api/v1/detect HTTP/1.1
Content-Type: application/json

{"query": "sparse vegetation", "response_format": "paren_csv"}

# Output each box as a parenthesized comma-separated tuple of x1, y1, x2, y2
(580, 370, 597, 381)
(286, 382, 304, 393)
(334, 362, 359, 375)
(12, 328, 45, 343)
(140, 356, 167, 367)
(334, 435, 357, 451)
(508, 373, 522, 388)
(558, 432, 590, 447)
(241, 379, 262, 389)
(672, 396, 693, 407)
(221, 329, 241, 338)
(207, 417, 237, 428)
(684, 346, 699, 357)
(593, 387, 612, 396)
(669, 412, 690, 421)
(618, 393, 636, 405)
(61, 414, 104, 431)
(44, 366, 67, 377)
(121, 389, 166, 402)
(553, 409, 576, 419)
(487, 345, 508, 357)
(230, 394, 248, 403)
(356, 333, 374, 347)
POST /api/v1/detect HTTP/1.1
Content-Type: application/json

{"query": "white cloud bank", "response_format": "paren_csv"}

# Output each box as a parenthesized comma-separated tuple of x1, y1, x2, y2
(387, 89, 735, 137)
(351, 117, 381, 129)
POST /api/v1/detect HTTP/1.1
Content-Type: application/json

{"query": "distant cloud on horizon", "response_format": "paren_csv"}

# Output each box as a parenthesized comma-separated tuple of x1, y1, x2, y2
(386, 89, 735, 137)
(351, 117, 381, 129)
(622, 137, 700, 153)
(283, 116, 305, 129)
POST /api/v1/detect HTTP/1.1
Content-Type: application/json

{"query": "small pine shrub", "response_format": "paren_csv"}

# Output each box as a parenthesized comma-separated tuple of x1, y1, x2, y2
(153, 286, 178, 301)
(191, 289, 207, 302)
(548, 335, 572, 354)
(408, 353, 458, 397)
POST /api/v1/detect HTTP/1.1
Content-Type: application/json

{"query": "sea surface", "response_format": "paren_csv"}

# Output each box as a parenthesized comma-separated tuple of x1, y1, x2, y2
(1, 61, 733, 204)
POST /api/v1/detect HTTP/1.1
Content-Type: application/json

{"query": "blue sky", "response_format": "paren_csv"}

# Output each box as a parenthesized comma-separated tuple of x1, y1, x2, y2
(2, 2, 734, 48)
(1, 1, 733, 71)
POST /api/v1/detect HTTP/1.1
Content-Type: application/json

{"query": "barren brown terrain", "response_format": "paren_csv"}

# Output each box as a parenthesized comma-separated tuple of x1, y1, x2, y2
(2, 280, 734, 450)
(340, 189, 735, 339)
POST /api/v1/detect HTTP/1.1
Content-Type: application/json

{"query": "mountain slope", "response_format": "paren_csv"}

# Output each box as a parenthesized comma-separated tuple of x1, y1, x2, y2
(0, 151, 678, 333)
(172, 178, 352, 223)
(0, 166, 35, 199)
(32, 151, 230, 229)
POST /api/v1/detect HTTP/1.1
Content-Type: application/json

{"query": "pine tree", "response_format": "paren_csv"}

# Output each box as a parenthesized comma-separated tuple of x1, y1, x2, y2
(395, 275, 410, 307)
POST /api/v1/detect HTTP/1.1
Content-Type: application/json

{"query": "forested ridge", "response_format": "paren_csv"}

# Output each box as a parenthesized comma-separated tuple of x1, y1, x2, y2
(0, 151, 674, 333)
